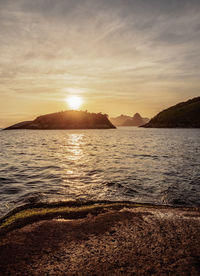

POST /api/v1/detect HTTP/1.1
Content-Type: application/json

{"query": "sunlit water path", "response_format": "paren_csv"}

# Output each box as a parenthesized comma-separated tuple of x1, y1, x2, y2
(0, 127, 200, 217)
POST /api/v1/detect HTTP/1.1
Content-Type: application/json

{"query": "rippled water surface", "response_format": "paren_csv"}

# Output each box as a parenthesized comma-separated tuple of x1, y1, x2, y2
(0, 127, 200, 217)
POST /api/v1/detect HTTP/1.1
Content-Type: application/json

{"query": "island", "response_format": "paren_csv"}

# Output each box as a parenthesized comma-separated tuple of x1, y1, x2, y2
(110, 113, 149, 126)
(4, 110, 116, 130)
(142, 97, 200, 128)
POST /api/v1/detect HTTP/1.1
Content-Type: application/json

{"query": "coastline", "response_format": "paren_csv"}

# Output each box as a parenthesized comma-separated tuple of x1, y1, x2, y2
(0, 201, 200, 275)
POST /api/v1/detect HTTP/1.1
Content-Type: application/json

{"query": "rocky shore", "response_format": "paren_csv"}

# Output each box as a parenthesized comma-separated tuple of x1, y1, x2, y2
(0, 202, 200, 275)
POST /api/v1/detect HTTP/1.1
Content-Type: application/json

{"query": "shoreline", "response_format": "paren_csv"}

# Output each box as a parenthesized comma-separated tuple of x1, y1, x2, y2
(0, 202, 200, 275)
(0, 200, 199, 236)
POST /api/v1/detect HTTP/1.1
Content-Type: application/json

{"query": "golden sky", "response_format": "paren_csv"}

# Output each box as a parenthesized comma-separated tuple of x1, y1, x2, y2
(0, 0, 200, 127)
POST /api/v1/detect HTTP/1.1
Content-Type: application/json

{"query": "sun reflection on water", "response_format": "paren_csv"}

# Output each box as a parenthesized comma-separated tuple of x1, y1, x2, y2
(61, 134, 85, 187)
(66, 134, 84, 161)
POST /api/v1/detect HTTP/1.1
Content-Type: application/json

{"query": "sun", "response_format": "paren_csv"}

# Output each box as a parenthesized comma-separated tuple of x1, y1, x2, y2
(66, 96, 83, 110)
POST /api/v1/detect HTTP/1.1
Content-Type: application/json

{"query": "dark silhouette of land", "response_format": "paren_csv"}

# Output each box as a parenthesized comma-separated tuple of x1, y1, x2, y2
(110, 113, 149, 126)
(143, 97, 200, 128)
(4, 110, 116, 130)
(4, 97, 200, 129)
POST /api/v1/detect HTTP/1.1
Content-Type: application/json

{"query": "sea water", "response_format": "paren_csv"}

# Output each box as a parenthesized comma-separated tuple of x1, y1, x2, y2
(0, 127, 200, 217)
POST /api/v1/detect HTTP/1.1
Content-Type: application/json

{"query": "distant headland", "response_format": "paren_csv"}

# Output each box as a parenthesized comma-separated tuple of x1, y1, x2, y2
(110, 113, 149, 126)
(4, 110, 116, 130)
(142, 97, 200, 128)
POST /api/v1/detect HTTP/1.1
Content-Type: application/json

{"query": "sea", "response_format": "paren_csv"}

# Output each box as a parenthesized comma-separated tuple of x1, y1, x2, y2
(0, 127, 200, 218)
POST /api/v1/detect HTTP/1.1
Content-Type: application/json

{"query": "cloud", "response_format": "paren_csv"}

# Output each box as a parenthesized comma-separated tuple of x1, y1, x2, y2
(0, 0, 200, 125)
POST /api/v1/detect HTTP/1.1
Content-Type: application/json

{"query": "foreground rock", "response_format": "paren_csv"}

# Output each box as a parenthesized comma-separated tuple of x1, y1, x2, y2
(143, 97, 200, 128)
(0, 203, 199, 275)
(4, 110, 116, 130)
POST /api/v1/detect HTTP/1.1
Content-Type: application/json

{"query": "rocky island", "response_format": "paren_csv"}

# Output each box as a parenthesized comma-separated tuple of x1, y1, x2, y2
(143, 97, 200, 128)
(4, 110, 116, 130)
(110, 113, 149, 126)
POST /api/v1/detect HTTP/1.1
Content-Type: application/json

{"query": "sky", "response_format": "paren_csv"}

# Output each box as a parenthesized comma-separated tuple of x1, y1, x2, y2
(0, 0, 200, 127)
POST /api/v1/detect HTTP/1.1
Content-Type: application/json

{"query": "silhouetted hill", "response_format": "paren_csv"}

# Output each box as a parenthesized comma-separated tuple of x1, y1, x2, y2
(142, 97, 200, 128)
(5, 110, 116, 130)
(110, 115, 132, 126)
(110, 113, 149, 126)
(123, 113, 144, 126)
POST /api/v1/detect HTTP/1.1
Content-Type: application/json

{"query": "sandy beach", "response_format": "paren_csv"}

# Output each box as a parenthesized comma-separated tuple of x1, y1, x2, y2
(0, 203, 200, 275)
